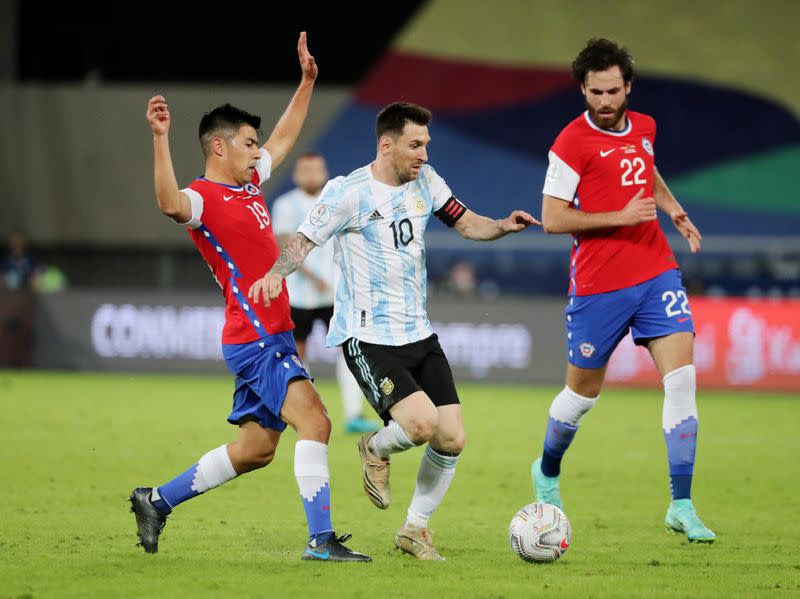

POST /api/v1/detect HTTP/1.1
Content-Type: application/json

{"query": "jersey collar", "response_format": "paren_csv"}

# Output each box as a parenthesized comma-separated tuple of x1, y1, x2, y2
(583, 110, 632, 136)
(196, 177, 243, 191)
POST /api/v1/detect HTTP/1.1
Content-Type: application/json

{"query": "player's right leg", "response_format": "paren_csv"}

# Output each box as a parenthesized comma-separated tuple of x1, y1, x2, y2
(129, 420, 279, 554)
(532, 290, 633, 509)
(532, 365, 604, 510)
(343, 337, 436, 510)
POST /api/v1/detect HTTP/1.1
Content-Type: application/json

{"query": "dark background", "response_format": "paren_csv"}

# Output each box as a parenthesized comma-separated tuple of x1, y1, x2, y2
(17, 2, 426, 83)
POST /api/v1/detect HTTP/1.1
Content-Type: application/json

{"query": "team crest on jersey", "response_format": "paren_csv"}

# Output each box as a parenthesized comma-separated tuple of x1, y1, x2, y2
(309, 204, 331, 226)
(380, 377, 394, 396)
(244, 183, 261, 196)
(641, 137, 654, 156)
(414, 195, 426, 214)
(579, 342, 596, 358)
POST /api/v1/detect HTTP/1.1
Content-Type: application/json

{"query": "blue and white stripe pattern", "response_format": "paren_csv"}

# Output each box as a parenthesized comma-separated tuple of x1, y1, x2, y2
(299, 164, 452, 347)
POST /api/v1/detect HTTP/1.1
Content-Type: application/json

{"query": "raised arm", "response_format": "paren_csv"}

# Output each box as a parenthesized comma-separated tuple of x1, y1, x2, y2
(262, 32, 318, 171)
(541, 188, 656, 234)
(453, 209, 540, 241)
(146, 96, 192, 223)
(653, 166, 702, 253)
(248, 233, 317, 306)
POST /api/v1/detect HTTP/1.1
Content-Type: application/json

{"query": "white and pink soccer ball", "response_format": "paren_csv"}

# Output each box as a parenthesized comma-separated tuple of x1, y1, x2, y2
(508, 502, 572, 563)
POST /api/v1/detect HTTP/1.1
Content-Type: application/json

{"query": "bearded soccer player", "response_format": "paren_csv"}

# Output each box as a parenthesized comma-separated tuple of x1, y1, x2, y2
(129, 32, 370, 562)
(531, 38, 715, 543)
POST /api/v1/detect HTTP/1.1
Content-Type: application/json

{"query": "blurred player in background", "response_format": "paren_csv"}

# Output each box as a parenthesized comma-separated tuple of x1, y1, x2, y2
(271, 153, 379, 434)
(249, 102, 539, 559)
(531, 38, 715, 543)
(131, 32, 370, 562)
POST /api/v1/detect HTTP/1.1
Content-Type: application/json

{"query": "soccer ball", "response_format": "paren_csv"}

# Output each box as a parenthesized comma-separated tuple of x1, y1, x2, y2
(508, 502, 571, 563)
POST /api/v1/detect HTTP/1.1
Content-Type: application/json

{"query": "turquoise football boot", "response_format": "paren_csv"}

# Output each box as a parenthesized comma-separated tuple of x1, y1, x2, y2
(345, 416, 380, 434)
(531, 457, 563, 510)
(665, 498, 716, 543)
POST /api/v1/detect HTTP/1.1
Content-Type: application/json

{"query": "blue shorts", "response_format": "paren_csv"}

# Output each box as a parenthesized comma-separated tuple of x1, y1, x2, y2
(565, 269, 695, 369)
(222, 331, 311, 432)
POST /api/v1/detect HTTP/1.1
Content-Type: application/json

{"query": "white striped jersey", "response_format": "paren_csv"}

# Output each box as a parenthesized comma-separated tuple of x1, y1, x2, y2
(298, 163, 453, 347)
(271, 187, 335, 309)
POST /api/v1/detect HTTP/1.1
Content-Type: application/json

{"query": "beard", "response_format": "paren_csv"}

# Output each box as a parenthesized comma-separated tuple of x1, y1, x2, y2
(393, 161, 422, 185)
(587, 96, 628, 130)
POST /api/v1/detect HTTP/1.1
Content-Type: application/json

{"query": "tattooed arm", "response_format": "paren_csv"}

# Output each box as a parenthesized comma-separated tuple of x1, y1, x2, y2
(248, 233, 317, 306)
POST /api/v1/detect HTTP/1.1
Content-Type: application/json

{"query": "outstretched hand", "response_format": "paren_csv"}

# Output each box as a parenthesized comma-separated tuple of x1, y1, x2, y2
(501, 210, 541, 233)
(297, 31, 318, 82)
(146, 96, 170, 136)
(671, 209, 702, 253)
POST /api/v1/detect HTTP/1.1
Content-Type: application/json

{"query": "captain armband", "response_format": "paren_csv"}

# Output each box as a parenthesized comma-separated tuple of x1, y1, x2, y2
(433, 196, 467, 227)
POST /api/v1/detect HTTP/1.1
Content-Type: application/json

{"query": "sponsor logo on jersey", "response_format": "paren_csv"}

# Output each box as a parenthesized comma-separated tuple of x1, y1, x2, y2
(223, 194, 234, 201)
(244, 183, 261, 195)
(579, 342, 595, 357)
(380, 377, 394, 396)
(310, 204, 331, 226)
(547, 162, 558, 183)
(641, 137, 654, 156)
(368, 209, 384, 222)
(600, 148, 616, 157)
(291, 354, 305, 369)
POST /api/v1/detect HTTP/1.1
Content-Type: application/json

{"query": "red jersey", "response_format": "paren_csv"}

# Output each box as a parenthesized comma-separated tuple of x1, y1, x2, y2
(181, 148, 293, 344)
(542, 110, 677, 296)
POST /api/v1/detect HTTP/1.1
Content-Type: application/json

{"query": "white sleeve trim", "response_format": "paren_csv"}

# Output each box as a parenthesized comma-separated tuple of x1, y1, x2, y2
(542, 150, 580, 202)
(256, 147, 272, 183)
(179, 188, 204, 229)
(296, 224, 325, 247)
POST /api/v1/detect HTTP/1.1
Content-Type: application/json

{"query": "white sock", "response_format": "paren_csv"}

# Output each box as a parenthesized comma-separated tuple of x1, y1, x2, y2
(405, 445, 459, 529)
(336, 352, 364, 421)
(662, 365, 697, 431)
(371, 420, 416, 459)
(294, 440, 330, 501)
(191, 445, 237, 493)
(549, 385, 598, 426)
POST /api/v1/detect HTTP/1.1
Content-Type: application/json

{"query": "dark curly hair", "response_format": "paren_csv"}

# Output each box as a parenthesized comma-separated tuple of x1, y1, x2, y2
(571, 38, 635, 85)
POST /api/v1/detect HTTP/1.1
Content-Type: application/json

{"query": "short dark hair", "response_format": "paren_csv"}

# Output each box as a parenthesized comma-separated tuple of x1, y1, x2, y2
(198, 104, 261, 158)
(571, 38, 635, 85)
(376, 102, 432, 140)
(296, 150, 324, 161)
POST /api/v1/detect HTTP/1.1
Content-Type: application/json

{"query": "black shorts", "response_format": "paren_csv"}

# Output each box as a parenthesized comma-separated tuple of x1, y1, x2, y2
(341, 333, 460, 424)
(291, 305, 334, 341)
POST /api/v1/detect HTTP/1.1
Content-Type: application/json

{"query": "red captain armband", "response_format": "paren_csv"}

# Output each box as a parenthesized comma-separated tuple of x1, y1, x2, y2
(433, 196, 467, 227)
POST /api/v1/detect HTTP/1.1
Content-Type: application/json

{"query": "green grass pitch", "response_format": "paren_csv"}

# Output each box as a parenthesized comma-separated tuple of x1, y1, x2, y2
(1, 370, 799, 598)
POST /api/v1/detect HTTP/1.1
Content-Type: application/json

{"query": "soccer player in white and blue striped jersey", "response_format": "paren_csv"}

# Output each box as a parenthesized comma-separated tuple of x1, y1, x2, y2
(249, 102, 539, 560)
(271, 152, 379, 435)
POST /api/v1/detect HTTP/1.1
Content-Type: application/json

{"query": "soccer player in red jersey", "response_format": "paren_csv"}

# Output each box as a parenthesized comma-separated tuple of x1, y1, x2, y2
(530, 38, 715, 543)
(129, 32, 370, 562)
